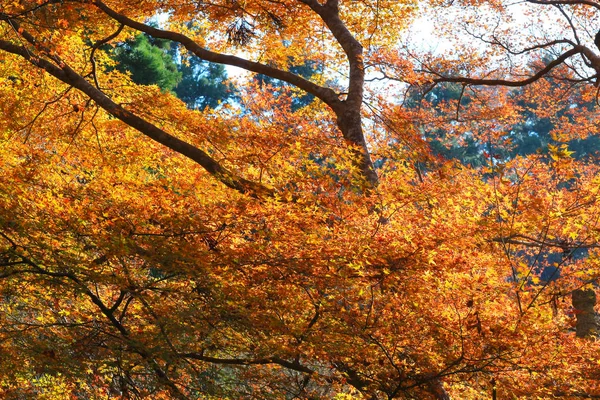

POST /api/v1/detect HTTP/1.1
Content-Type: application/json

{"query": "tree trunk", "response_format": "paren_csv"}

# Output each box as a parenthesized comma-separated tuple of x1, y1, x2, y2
(572, 288, 598, 338)
(336, 110, 378, 187)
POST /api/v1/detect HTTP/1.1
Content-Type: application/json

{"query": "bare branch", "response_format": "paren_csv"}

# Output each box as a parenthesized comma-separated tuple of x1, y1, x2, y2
(526, 0, 600, 11)
(430, 47, 582, 87)
(89, 23, 124, 89)
(554, 5, 581, 45)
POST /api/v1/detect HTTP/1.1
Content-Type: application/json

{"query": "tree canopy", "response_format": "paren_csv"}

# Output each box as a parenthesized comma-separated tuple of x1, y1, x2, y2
(1, 0, 600, 398)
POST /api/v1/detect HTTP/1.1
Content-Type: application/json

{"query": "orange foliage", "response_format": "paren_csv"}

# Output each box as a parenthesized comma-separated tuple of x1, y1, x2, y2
(1, 0, 600, 399)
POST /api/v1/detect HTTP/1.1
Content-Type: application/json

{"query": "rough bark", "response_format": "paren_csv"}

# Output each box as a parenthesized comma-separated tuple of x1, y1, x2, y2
(2, 0, 379, 188)
(336, 110, 379, 186)
(572, 288, 598, 338)
(92, 0, 342, 110)
(299, 0, 378, 186)
(95, 0, 378, 187)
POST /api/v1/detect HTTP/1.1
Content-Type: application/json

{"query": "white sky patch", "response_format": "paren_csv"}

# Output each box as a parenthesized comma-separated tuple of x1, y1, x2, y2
(405, 14, 454, 55)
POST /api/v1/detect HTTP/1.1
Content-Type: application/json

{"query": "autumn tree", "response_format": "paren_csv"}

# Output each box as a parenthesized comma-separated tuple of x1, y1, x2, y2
(410, 0, 600, 348)
(2, 0, 600, 399)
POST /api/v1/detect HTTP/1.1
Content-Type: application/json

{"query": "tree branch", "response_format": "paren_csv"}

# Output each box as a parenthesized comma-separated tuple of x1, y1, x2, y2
(92, 0, 342, 109)
(7, 0, 379, 187)
(526, 0, 600, 12)
(298, 0, 364, 107)
(0, 25, 273, 198)
(11, 250, 188, 398)
(181, 352, 314, 375)
(297, 0, 377, 186)
(430, 47, 582, 87)
(491, 233, 600, 249)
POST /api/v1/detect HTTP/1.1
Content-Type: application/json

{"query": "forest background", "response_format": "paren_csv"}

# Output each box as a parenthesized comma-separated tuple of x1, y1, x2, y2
(2, 0, 600, 398)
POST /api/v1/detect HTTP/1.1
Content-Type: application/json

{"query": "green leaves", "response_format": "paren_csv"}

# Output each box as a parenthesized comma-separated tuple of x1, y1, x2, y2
(111, 32, 235, 110)
(112, 33, 182, 91)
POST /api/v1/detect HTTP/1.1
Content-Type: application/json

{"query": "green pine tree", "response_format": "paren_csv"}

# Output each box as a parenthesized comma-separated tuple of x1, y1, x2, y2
(111, 33, 235, 109)
(112, 34, 181, 91)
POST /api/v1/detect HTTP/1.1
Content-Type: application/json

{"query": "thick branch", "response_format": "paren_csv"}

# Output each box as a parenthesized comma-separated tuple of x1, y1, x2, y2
(298, 0, 364, 107)
(332, 361, 370, 391)
(297, 0, 377, 186)
(90, 1, 384, 184)
(5, 1, 378, 186)
(0, 37, 272, 198)
(92, 0, 341, 109)
(572, 289, 598, 338)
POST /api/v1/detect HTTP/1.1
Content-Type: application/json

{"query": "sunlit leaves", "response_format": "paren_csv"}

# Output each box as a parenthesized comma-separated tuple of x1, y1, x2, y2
(2, 0, 600, 398)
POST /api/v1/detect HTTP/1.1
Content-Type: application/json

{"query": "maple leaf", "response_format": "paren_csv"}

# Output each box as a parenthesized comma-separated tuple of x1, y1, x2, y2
(0, 0, 600, 399)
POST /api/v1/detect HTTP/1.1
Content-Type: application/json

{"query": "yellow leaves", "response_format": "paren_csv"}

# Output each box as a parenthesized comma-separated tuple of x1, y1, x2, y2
(57, 309, 70, 317)
(426, 251, 437, 265)
(348, 261, 364, 274)
(56, 19, 69, 29)
(548, 143, 574, 162)
(334, 393, 363, 400)
(27, 374, 75, 400)
(3, 1, 600, 398)
(341, 0, 417, 47)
